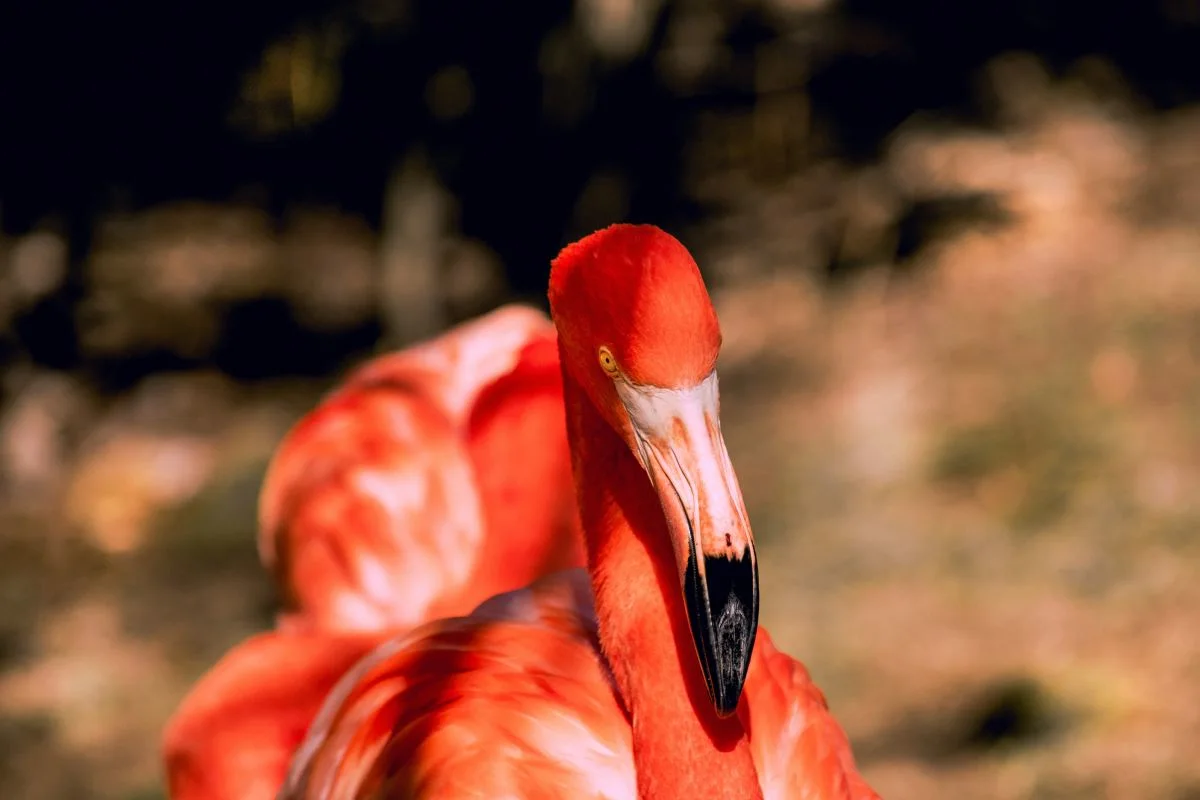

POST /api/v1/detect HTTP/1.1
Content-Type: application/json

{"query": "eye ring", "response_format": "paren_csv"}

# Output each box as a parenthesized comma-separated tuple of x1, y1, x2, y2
(597, 345, 619, 376)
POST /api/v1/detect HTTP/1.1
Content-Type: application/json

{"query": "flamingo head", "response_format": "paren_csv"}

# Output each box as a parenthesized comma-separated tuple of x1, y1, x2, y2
(549, 223, 759, 717)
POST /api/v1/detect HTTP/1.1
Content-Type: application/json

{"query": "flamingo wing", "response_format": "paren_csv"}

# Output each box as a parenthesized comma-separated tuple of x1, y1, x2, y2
(257, 304, 582, 634)
(279, 569, 637, 800)
(464, 331, 585, 586)
(741, 629, 880, 800)
(258, 382, 486, 633)
(162, 630, 382, 800)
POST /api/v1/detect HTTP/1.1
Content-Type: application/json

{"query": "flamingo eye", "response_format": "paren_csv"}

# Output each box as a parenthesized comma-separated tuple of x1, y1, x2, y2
(597, 346, 620, 377)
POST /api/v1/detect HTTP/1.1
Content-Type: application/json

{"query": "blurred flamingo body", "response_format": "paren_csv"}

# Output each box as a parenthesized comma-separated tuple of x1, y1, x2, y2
(277, 225, 879, 799)
(258, 303, 584, 634)
(163, 305, 584, 800)
(163, 630, 381, 800)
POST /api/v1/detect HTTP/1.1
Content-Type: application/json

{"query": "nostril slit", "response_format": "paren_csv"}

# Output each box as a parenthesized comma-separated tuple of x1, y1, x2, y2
(724, 533, 732, 547)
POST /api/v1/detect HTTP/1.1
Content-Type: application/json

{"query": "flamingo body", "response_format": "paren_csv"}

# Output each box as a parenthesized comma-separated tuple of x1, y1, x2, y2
(279, 569, 877, 800)
(281, 570, 636, 800)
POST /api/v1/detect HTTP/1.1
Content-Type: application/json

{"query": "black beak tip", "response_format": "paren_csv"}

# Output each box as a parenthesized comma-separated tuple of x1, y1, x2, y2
(712, 681, 743, 718)
(685, 551, 760, 718)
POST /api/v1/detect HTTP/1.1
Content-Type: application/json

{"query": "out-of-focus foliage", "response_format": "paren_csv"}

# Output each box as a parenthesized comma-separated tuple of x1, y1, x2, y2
(1, 0, 1199, 798)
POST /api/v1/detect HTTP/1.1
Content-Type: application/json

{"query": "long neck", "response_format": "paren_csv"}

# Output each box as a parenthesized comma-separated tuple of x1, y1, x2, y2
(561, 371, 763, 800)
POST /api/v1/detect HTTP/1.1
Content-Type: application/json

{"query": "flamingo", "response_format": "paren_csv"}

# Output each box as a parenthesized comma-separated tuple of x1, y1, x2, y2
(276, 224, 880, 799)
(163, 305, 585, 800)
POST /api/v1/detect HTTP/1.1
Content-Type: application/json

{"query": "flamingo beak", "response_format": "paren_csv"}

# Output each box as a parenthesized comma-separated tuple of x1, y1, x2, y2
(615, 371, 759, 717)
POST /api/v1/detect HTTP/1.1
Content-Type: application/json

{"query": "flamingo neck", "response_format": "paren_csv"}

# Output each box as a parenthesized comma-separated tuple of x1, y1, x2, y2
(562, 372, 763, 800)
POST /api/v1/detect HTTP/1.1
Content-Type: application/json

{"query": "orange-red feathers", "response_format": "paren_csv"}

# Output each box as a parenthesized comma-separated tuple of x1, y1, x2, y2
(164, 304, 584, 800)
(164, 227, 878, 800)
(275, 571, 878, 800)
(742, 630, 882, 800)
(162, 630, 379, 800)
(256, 304, 583, 634)
(279, 571, 636, 800)
(549, 224, 721, 389)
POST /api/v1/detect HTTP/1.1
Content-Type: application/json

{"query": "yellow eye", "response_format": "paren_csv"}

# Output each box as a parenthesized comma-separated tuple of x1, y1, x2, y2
(597, 346, 619, 376)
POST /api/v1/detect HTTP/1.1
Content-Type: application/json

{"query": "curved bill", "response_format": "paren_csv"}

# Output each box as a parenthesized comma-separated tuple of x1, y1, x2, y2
(615, 371, 759, 717)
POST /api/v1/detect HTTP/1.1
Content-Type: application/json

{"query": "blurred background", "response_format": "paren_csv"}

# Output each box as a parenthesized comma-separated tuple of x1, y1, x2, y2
(2, 0, 1199, 797)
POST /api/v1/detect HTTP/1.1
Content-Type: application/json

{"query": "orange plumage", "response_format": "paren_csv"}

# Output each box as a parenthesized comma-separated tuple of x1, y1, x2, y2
(264, 225, 881, 799)
(280, 571, 634, 800)
(277, 570, 880, 800)
(164, 225, 879, 799)
(257, 303, 584, 634)
(163, 304, 585, 800)
(162, 630, 380, 800)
